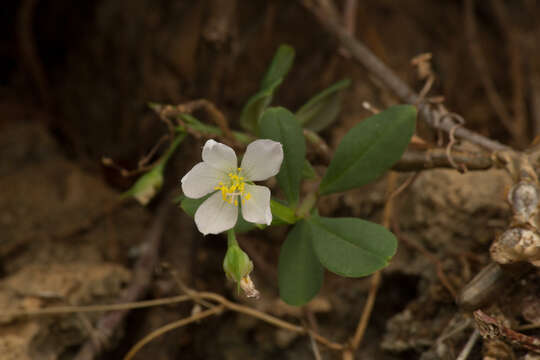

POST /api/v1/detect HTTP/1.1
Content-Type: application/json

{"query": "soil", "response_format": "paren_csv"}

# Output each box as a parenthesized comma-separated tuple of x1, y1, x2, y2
(2, 1, 540, 359)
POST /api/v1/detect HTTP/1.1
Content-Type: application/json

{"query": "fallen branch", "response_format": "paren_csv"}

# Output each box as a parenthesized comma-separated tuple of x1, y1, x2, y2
(393, 149, 493, 172)
(301, 0, 510, 153)
(474, 310, 540, 354)
(73, 199, 172, 360)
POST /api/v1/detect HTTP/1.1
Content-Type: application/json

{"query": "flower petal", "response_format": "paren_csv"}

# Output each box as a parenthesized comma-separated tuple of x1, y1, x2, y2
(202, 139, 237, 172)
(241, 184, 272, 225)
(181, 162, 228, 199)
(240, 139, 283, 181)
(194, 191, 238, 235)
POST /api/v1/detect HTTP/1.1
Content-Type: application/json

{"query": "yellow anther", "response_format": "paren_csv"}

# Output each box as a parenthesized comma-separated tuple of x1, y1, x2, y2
(214, 169, 251, 206)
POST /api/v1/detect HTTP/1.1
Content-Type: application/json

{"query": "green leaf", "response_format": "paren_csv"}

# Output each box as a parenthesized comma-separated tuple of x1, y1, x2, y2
(239, 79, 282, 134)
(302, 159, 317, 180)
(270, 199, 297, 225)
(278, 220, 324, 306)
(261, 44, 295, 90)
(181, 114, 252, 144)
(259, 107, 306, 207)
(319, 105, 416, 195)
(307, 216, 397, 277)
(179, 194, 210, 217)
(180, 194, 256, 233)
(239, 44, 295, 133)
(296, 79, 351, 132)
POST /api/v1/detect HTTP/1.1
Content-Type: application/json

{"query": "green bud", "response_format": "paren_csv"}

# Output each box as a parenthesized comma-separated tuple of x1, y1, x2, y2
(223, 245, 253, 283)
(126, 168, 164, 206)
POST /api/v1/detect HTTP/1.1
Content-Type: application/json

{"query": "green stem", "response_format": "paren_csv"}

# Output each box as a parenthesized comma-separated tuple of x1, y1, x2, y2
(155, 132, 186, 172)
(296, 192, 318, 218)
(227, 229, 238, 248)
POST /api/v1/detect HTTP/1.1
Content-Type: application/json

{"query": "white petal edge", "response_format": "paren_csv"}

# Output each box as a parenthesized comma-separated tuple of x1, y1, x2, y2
(241, 184, 272, 225)
(181, 162, 228, 199)
(202, 139, 238, 172)
(240, 139, 283, 181)
(194, 191, 238, 235)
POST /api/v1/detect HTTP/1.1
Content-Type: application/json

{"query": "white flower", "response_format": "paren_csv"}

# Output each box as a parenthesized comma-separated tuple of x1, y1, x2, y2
(181, 139, 283, 235)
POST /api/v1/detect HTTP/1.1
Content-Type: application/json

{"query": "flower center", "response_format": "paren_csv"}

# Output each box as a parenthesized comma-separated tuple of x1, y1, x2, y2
(214, 168, 251, 207)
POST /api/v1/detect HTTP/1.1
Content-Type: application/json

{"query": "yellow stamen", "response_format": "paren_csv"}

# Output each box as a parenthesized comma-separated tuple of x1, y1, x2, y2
(213, 169, 250, 206)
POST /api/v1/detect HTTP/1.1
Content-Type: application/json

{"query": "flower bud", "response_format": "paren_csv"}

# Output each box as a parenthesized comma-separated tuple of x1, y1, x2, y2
(223, 245, 253, 283)
(128, 168, 164, 206)
(223, 245, 260, 298)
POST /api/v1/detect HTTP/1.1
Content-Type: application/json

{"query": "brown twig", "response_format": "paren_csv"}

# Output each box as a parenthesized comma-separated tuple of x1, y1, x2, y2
(393, 148, 493, 171)
(300, 0, 510, 152)
(102, 138, 170, 178)
(2, 295, 191, 319)
(339, 0, 357, 58)
(456, 330, 480, 360)
(444, 113, 466, 172)
(7, 283, 346, 355)
(491, 0, 528, 145)
(156, 99, 234, 142)
(73, 199, 172, 360)
(347, 271, 381, 358)
(195, 291, 345, 351)
(464, 0, 517, 142)
(346, 172, 411, 358)
(124, 305, 226, 360)
(411, 53, 435, 101)
(303, 309, 323, 360)
(474, 310, 540, 354)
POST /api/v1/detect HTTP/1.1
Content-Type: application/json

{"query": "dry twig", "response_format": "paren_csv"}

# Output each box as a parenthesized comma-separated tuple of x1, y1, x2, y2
(474, 310, 540, 354)
(300, 0, 510, 152)
(73, 199, 172, 360)
(464, 0, 518, 141)
(123, 305, 226, 360)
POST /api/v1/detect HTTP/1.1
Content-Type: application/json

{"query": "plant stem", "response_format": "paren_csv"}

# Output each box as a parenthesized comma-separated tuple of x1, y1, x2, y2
(227, 229, 238, 247)
(297, 192, 318, 218)
(154, 132, 186, 172)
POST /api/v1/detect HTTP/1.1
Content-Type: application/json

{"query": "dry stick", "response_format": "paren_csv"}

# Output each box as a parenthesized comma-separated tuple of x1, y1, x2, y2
(464, 0, 517, 142)
(456, 330, 480, 360)
(73, 200, 172, 360)
(491, 0, 528, 144)
(345, 172, 407, 358)
(124, 305, 226, 360)
(302, 312, 323, 360)
(394, 149, 493, 171)
(126, 289, 345, 354)
(7, 287, 347, 353)
(474, 310, 540, 353)
(2, 295, 191, 318)
(300, 0, 510, 153)
(161, 99, 234, 142)
(339, 0, 357, 58)
(194, 291, 345, 351)
(518, 322, 540, 331)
